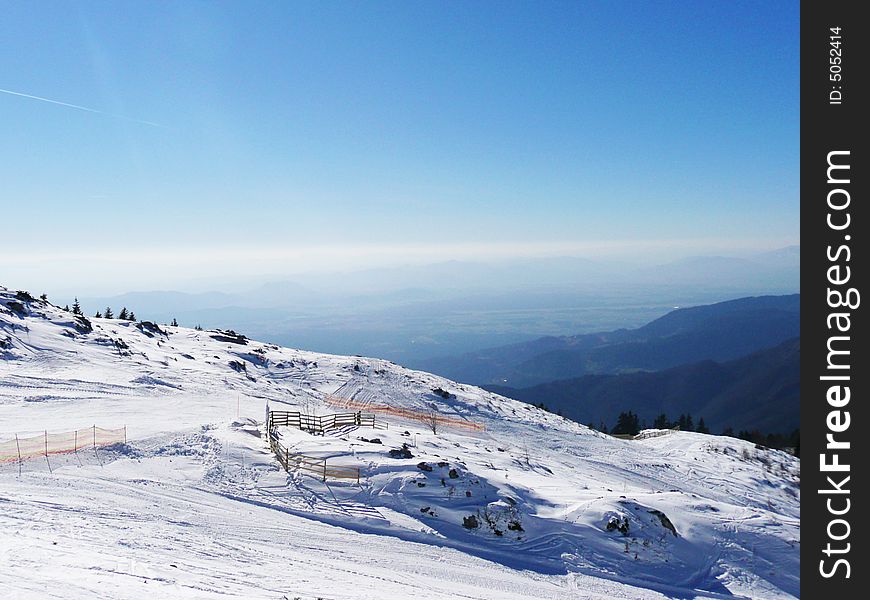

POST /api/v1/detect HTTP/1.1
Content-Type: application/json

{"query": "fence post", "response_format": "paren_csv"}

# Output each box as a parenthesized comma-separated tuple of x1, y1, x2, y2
(124, 426, 127, 445)
(74, 429, 78, 453)
(285, 447, 289, 472)
(44, 430, 52, 473)
(93, 425, 96, 449)
(323, 460, 327, 482)
(15, 434, 21, 477)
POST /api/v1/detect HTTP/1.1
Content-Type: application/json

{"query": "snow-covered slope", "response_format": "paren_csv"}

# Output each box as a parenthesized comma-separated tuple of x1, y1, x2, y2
(1, 288, 800, 599)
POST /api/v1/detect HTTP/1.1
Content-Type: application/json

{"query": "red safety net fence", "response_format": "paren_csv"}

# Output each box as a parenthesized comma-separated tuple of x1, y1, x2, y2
(324, 395, 485, 432)
(0, 426, 127, 464)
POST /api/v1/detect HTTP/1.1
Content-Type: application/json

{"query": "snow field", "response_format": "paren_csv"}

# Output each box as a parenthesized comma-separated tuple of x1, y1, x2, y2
(1, 288, 799, 598)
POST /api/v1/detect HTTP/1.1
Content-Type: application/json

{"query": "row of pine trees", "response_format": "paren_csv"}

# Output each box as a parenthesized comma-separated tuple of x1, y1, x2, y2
(590, 411, 799, 454)
(60, 296, 178, 326)
(593, 410, 710, 436)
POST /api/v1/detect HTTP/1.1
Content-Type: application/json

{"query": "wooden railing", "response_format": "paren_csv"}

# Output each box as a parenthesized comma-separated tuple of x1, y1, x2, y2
(267, 429, 360, 483)
(632, 427, 680, 440)
(267, 410, 385, 434)
(609, 427, 681, 441)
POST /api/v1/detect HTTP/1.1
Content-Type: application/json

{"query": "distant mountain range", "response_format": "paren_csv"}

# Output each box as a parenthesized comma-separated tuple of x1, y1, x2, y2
(486, 337, 799, 435)
(54, 248, 798, 366)
(419, 294, 800, 388)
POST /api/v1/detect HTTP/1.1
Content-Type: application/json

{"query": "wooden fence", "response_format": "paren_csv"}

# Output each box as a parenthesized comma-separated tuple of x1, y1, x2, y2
(267, 417, 362, 483)
(267, 410, 386, 434)
(632, 427, 680, 440)
(610, 427, 681, 441)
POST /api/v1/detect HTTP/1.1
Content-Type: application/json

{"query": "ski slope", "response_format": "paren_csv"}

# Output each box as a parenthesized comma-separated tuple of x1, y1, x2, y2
(1, 288, 800, 599)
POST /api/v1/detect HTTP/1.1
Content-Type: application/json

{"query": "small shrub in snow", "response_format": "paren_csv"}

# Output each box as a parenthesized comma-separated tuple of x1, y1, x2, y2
(389, 444, 414, 459)
(448, 468, 459, 479)
(507, 520, 524, 532)
(210, 330, 249, 345)
(424, 407, 440, 434)
(606, 514, 630, 535)
(478, 500, 522, 538)
(462, 515, 479, 529)
(74, 316, 93, 334)
(432, 387, 456, 400)
(7, 301, 26, 316)
(416, 461, 433, 472)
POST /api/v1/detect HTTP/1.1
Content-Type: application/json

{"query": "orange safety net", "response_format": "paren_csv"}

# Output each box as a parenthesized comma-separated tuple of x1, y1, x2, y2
(324, 395, 485, 431)
(0, 426, 126, 463)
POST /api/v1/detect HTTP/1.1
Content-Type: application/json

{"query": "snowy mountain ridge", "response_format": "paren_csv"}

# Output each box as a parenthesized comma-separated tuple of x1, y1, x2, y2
(1, 287, 799, 599)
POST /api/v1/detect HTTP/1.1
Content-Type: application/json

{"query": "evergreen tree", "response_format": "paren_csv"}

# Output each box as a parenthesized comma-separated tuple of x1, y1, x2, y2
(598, 420, 609, 434)
(653, 413, 670, 429)
(72, 298, 82, 315)
(721, 426, 734, 437)
(587, 422, 596, 431)
(612, 411, 640, 436)
(118, 307, 129, 320)
(40, 293, 48, 301)
(128, 312, 136, 321)
(677, 414, 687, 430)
(63, 305, 70, 312)
(696, 417, 710, 434)
(104, 307, 114, 319)
(172, 318, 178, 327)
(95, 311, 102, 318)
(194, 324, 203, 331)
(685, 413, 694, 431)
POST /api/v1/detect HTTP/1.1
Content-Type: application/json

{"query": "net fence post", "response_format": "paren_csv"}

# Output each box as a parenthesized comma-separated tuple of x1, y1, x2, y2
(74, 429, 78, 453)
(93, 425, 103, 467)
(44, 430, 52, 473)
(323, 460, 327, 482)
(15, 434, 21, 477)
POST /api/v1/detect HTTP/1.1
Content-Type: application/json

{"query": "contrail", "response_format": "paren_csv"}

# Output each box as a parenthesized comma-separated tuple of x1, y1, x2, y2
(0, 87, 167, 128)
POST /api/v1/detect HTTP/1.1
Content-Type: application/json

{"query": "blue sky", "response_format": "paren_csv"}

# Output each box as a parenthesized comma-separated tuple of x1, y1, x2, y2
(1, 1, 798, 292)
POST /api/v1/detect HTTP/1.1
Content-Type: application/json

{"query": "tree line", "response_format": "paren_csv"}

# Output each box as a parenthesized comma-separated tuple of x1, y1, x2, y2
(55, 295, 185, 327)
(590, 411, 710, 437)
(586, 410, 799, 455)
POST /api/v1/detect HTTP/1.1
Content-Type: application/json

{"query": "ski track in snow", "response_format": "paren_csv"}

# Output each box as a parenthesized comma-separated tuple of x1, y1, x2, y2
(1, 289, 799, 599)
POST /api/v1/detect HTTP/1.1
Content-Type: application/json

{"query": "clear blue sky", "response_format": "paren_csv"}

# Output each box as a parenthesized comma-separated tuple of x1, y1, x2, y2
(1, 1, 798, 292)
